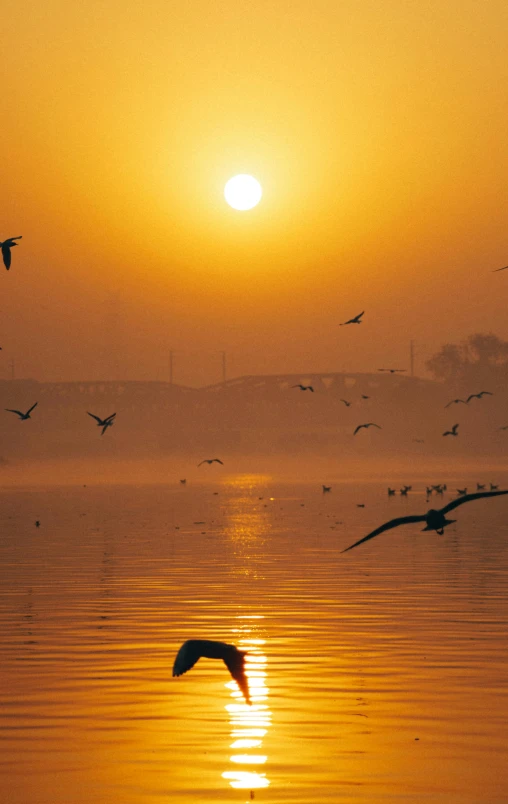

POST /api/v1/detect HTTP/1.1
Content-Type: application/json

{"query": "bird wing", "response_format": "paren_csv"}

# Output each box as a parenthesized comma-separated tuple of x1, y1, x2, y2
(223, 651, 250, 705)
(101, 423, 111, 435)
(493, 265, 508, 272)
(356, 311, 365, 320)
(26, 403, 38, 415)
(5, 409, 24, 417)
(479, 391, 493, 397)
(441, 489, 508, 515)
(466, 394, 479, 402)
(309, 386, 314, 391)
(172, 641, 202, 677)
(87, 412, 102, 423)
(353, 424, 365, 435)
(104, 412, 116, 421)
(341, 514, 426, 553)
(197, 460, 206, 466)
(369, 423, 381, 429)
(2, 245, 11, 270)
(452, 423, 459, 433)
(213, 459, 224, 464)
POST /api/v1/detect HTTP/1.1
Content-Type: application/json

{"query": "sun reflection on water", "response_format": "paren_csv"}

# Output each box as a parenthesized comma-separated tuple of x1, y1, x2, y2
(222, 618, 271, 793)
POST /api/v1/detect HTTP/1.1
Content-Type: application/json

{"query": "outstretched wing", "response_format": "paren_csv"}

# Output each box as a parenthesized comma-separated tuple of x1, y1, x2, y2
(2, 245, 11, 270)
(213, 458, 224, 464)
(87, 412, 102, 424)
(172, 641, 202, 677)
(369, 423, 382, 429)
(104, 412, 116, 421)
(5, 408, 23, 417)
(223, 651, 250, 705)
(441, 489, 508, 515)
(353, 424, 365, 435)
(478, 391, 493, 397)
(493, 265, 508, 272)
(341, 514, 426, 553)
(26, 402, 38, 415)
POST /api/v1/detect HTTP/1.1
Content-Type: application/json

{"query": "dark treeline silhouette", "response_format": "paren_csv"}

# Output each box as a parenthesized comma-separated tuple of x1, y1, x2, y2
(426, 332, 508, 389)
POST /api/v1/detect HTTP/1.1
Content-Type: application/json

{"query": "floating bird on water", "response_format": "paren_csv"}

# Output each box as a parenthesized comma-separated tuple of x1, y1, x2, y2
(198, 458, 224, 466)
(292, 384, 314, 392)
(443, 424, 459, 437)
(378, 368, 406, 374)
(340, 311, 364, 325)
(172, 639, 250, 704)
(353, 422, 381, 436)
(340, 399, 351, 407)
(87, 412, 116, 435)
(0, 236, 22, 270)
(341, 490, 508, 552)
(490, 483, 499, 490)
(445, 398, 467, 408)
(476, 483, 485, 490)
(5, 402, 37, 420)
(466, 391, 493, 402)
(387, 488, 396, 495)
(456, 488, 467, 495)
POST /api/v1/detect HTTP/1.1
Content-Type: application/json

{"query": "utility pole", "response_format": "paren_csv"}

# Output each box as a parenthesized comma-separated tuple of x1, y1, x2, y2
(169, 350, 174, 385)
(221, 351, 226, 384)
(410, 340, 415, 377)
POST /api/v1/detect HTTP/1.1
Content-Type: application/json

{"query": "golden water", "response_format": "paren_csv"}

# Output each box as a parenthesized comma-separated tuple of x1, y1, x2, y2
(1, 477, 508, 803)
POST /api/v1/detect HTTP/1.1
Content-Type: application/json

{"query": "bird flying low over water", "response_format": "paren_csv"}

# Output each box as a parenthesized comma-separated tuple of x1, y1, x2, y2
(0, 236, 22, 270)
(87, 412, 116, 435)
(198, 458, 224, 466)
(443, 423, 459, 437)
(5, 402, 37, 420)
(172, 639, 250, 704)
(341, 490, 508, 553)
(340, 311, 364, 325)
(292, 384, 314, 392)
(353, 422, 381, 435)
(378, 368, 407, 374)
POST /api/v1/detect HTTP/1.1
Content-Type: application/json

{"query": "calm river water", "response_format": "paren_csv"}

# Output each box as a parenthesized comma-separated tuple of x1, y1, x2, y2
(1, 476, 508, 803)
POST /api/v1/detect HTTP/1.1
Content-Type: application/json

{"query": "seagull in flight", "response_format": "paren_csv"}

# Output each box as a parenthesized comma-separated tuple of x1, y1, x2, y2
(87, 412, 116, 435)
(198, 458, 224, 466)
(340, 399, 351, 407)
(443, 423, 459, 437)
(340, 311, 364, 325)
(341, 490, 508, 553)
(445, 398, 467, 408)
(378, 368, 407, 374)
(292, 384, 314, 392)
(5, 402, 37, 420)
(172, 639, 250, 704)
(353, 422, 381, 436)
(466, 391, 493, 402)
(0, 236, 22, 270)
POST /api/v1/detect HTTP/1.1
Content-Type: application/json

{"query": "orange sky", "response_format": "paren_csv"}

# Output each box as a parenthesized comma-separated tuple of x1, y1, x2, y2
(2, 0, 508, 384)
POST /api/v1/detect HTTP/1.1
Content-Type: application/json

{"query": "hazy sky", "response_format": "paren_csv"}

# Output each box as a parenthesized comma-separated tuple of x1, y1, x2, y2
(2, 0, 508, 385)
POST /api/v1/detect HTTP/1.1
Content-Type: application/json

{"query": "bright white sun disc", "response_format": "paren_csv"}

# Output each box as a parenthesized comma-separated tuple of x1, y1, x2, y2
(224, 174, 262, 210)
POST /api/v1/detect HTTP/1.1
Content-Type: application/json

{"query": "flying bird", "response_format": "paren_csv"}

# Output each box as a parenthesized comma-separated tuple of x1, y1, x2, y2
(87, 411, 116, 435)
(493, 265, 508, 272)
(198, 458, 224, 466)
(361, 394, 370, 400)
(172, 639, 250, 704)
(0, 236, 22, 270)
(340, 311, 364, 325)
(341, 490, 508, 553)
(378, 368, 407, 374)
(466, 391, 493, 402)
(340, 399, 351, 407)
(292, 384, 314, 392)
(443, 424, 459, 437)
(353, 422, 381, 435)
(180, 479, 186, 484)
(322, 485, 331, 492)
(445, 398, 467, 408)
(5, 402, 38, 420)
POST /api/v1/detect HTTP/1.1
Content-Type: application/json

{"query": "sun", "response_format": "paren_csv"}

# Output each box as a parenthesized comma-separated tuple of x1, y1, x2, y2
(224, 174, 262, 211)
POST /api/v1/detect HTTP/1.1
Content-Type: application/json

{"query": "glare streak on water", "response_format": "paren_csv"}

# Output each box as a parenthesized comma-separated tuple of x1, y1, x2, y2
(0, 481, 508, 803)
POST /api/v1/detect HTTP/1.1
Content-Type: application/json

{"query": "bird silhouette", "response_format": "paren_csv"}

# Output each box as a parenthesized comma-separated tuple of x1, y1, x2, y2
(492, 265, 508, 272)
(378, 368, 407, 374)
(5, 402, 38, 420)
(198, 458, 224, 466)
(340, 399, 351, 407)
(445, 398, 467, 408)
(87, 412, 116, 435)
(341, 490, 508, 552)
(292, 384, 314, 392)
(172, 639, 250, 704)
(387, 488, 396, 495)
(490, 483, 499, 490)
(466, 391, 493, 402)
(361, 394, 370, 400)
(180, 479, 186, 484)
(443, 424, 459, 437)
(476, 483, 485, 490)
(322, 485, 331, 492)
(456, 488, 467, 495)
(340, 311, 364, 325)
(353, 422, 381, 435)
(0, 236, 22, 270)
